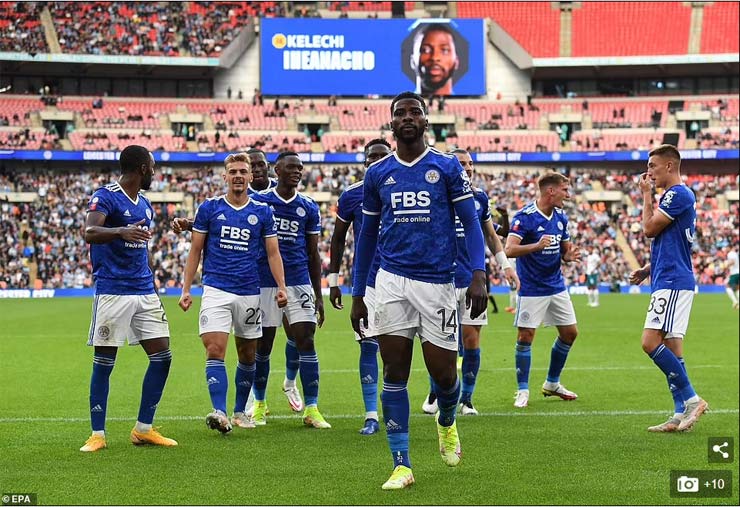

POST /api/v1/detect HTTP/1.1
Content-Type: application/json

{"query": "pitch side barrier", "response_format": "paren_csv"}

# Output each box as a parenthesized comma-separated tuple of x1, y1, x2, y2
(0, 149, 737, 164)
(0, 285, 727, 299)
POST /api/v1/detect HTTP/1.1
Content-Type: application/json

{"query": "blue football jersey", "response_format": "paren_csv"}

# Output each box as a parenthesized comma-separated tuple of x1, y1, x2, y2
(87, 182, 155, 295)
(362, 147, 473, 284)
(454, 188, 490, 288)
(336, 180, 380, 288)
(509, 202, 570, 297)
(247, 178, 277, 195)
(251, 188, 321, 287)
(651, 184, 696, 291)
(192, 195, 276, 296)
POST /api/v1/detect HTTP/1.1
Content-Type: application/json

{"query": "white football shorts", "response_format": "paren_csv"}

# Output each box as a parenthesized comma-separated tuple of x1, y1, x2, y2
(369, 269, 458, 351)
(456, 287, 488, 326)
(514, 290, 577, 328)
(261, 284, 317, 327)
(354, 286, 377, 341)
(88, 293, 170, 347)
(198, 285, 262, 339)
(643, 289, 694, 338)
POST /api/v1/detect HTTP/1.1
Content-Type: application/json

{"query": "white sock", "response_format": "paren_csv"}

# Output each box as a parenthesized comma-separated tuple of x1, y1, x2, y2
(594, 290, 599, 304)
(726, 287, 738, 304)
(92, 430, 105, 437)
(135, 421, 152, 433)
(283, 378, 296, 389)
(365, 411, 378, 421)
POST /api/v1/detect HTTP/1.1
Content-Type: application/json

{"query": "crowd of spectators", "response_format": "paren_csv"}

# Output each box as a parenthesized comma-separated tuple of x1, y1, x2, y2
(3, 165, 736, 293)
(48, 1, 279, 57)
(52, 2, 182, 56)
(0, 129, 62, 150)
(0, 2, 47, 54)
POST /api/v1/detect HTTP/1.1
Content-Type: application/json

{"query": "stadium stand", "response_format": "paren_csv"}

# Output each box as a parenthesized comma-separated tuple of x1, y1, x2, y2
(700, 1, 740, 54)
(2, 166, 736, 291)
(2, 95, 737, 152)
(571, 2, 691, 56)
(456, 1, 560, 57)
(0, 1, 47, 54)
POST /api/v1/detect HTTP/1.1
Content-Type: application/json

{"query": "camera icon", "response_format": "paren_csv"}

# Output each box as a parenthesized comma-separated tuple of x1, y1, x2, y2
(676, 476, 700, 493)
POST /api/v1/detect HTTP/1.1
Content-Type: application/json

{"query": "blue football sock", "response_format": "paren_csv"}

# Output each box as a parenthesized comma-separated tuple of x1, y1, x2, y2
(515, 341, 531, 390)
(435, 378, 460, 427)
(253, 352, 270, 401)
(298, 349, 320, 406)
(382, 380, 411, 469)
(668, 356, 687, 414)
(546, 337, 572, 384)
(234, 361, 256, 414)
(428, 375, 436, 394)
(89, 351, 116, 432)
(205, 359, 228, 414)
(285, 337, 299, 382)
(648, 344, 696, 402)
(359, 339, 379, 414)
(460, 347, 480, 403)
(137, 349, 172, 425)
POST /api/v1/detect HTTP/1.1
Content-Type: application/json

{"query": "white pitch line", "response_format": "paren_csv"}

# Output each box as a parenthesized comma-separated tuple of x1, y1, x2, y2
(0, 408, 736, 424)
(274, 364, 735, 374)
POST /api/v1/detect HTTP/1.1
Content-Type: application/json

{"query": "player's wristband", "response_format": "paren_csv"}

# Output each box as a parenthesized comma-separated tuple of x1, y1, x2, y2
(495, 251, 511, 269)
(327, 273, 340, 288)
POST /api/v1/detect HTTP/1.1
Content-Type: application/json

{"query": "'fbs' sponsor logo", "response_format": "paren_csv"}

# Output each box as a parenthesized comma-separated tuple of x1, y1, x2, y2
(390, 191, 431, 209)
(220, 226, 251, 242)
(275, 217, 300, 234)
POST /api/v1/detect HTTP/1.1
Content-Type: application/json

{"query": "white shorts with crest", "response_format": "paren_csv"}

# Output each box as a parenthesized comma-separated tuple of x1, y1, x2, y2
(369, 269, 458, 351)
(514, 290, 577, 328)
(260, 284, 317, 328)
(87, 293, 170, 347)
(198, 285, 262, 339)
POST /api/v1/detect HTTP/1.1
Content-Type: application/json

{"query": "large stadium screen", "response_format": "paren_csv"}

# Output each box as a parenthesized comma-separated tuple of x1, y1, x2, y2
(260, 18, 486, 96)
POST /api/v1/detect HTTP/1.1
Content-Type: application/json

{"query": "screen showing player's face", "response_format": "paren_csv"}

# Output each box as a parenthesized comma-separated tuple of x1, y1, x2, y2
(276, 155, 304, 188)
(249, 153, 270, 188)
(453, 151, 474, 179)
(647, 155, 673, 189)
(141, 153, 155, 191)
(364, 144, 392, 167)
(224, 161, 251, 193)
(417, 29, 459, 94)
(391, 98, 427, 143)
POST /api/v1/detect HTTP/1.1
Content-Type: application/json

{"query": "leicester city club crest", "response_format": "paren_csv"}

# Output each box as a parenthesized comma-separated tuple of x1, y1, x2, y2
(425, 169, 440, 184)
(248, 214, 258, 225)
(296, 207, 306, 217)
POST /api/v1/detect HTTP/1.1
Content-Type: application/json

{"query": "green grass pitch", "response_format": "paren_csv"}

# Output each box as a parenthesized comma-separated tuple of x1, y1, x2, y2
(0, 294, 738, 505)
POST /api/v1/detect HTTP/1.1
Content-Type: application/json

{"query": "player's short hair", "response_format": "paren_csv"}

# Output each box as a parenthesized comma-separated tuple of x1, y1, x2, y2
(450, 148, 469, 155)
(275, 150, 300, 163)
(390, 91, 428, 115)
(246, 147, 267, 158)
(119, 145, 151, 174)
(537, 171, 569, 190)
(364, 138, 391, 154)
(648, 144, 681, 162)
(224, 152, 250, 169)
